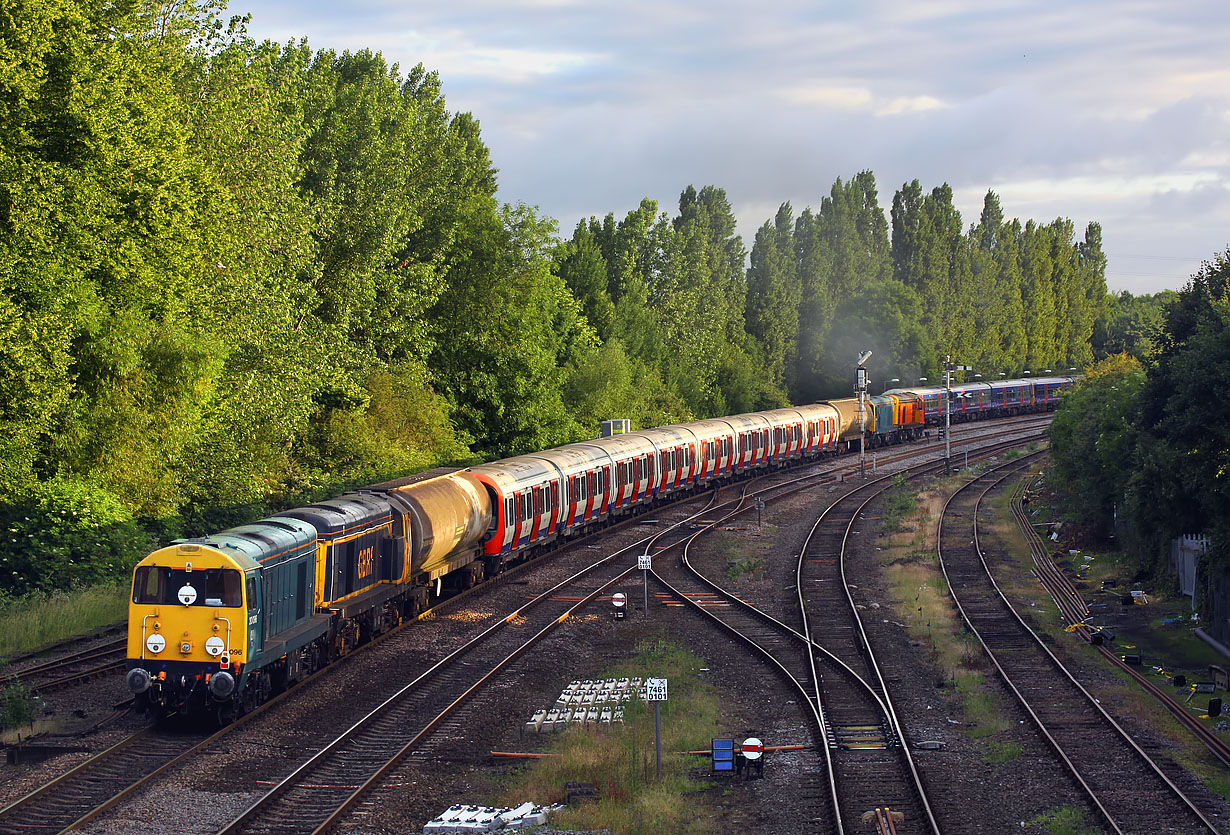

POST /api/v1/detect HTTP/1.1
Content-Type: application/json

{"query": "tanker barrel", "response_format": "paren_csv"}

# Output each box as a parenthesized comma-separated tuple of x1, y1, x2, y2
(389, 472, 492, 575)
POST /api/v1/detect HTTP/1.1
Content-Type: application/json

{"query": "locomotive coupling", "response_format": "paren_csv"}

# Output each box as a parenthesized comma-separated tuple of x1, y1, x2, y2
(127, 668, 152, 694)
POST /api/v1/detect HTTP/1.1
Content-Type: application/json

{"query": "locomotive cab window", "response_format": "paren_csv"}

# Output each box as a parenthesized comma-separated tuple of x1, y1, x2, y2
(133, 566, 243, 607)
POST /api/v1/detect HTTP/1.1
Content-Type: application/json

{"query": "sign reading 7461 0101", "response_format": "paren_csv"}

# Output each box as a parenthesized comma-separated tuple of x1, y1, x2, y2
(644, 677, 668, 701)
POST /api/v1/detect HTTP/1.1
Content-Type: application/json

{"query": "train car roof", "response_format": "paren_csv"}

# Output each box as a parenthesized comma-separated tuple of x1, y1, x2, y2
(656, 419, 743, 443)
(276, 492, 393, 536)
(715, 413, 772, 430)
(634, 425, 698, 446)
(884, 387, 941, 397)
(468, 455, 558, 489)
(176, 514, 317, 568)
(524, 444, 610, 472)
(366, 467, 460, 491)
(571, 432, 659, 457)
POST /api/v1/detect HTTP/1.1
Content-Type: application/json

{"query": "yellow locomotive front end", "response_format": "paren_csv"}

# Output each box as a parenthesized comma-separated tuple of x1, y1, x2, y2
(126, 542, 255, 721)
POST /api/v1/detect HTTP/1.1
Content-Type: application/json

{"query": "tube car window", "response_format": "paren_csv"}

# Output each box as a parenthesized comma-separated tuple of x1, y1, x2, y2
(132, 566, 243, 606)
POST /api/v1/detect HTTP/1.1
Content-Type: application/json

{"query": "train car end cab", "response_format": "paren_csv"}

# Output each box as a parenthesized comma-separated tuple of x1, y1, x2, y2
(126, 542, 259, 720)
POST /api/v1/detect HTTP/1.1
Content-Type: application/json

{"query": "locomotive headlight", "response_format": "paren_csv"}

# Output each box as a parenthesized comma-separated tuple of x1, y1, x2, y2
(205, 636, 225, 657)
(146, 634, 166, 654)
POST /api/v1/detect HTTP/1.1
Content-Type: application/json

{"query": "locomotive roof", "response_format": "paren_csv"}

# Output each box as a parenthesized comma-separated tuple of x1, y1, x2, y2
(174, 514, 316, 568)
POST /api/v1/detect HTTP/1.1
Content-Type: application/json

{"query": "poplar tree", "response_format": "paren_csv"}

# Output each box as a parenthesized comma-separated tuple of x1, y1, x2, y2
(1072, 222, 1108, 368)
(746, 204, 800, 394)
(793, 207, 836, 402)
(557, 223, 615, 340)
(1020, 220, 1059, 368)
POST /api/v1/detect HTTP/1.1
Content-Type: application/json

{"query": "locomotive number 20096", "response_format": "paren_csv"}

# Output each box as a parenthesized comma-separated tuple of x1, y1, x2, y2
(357, 546, 375, 579)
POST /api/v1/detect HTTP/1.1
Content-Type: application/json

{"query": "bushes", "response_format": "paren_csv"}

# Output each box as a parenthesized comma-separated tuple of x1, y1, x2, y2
(0, 679, 34, 730)
(0, 477, 153, 597)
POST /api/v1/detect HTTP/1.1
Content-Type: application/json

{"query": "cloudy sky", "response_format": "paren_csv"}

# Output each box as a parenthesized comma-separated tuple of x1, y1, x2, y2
(234, 0, 1230, 295)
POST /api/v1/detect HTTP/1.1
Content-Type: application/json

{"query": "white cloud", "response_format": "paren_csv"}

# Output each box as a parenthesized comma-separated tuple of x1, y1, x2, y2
(234, 0, 1230, 293)
(426, 46, 601, 83)
(877, 95, 947, 116)
(778, 84, 946, 116)
(779, 84, 874, 110)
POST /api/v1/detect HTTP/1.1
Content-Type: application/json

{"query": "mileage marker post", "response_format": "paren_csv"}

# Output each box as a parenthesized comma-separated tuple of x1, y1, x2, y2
(643, 677, 669, 780)
(638, 553, 652, 615)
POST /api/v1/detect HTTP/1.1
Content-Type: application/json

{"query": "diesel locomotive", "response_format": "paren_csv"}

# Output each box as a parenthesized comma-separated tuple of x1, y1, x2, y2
(125, 376, 1071, 722)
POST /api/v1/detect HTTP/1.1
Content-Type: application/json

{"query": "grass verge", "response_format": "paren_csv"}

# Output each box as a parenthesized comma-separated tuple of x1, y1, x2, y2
(0, 583, 127, 659)
(875, 476, 1016, 744)
(495, 633, 722, 835)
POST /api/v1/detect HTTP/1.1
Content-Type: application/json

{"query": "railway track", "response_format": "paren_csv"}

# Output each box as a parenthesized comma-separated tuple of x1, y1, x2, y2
(647, 430, 1047, 833)
(0, 414, 1050, 834)
(0, 724, 214, 835)
(1008, 474, 1230, 771)
(215, 489, 733, 835)
(2, 637, 128, 693)
(210, 426, 1046, 835)
(939, 458, 1222, 835)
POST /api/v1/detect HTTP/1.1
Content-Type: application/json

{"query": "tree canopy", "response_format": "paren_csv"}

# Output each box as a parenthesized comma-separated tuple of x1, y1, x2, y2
(0, 3, 1122, 595)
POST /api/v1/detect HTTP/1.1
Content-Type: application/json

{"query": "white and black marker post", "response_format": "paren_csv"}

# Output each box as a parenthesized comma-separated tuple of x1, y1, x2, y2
(644, 677, 668, 779)
(612, 591, 626, 619)
(638, 553, 652, 614)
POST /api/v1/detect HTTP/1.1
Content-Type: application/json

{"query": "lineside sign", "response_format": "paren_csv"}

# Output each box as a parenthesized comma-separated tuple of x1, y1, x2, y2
(643, 677, 668, 701)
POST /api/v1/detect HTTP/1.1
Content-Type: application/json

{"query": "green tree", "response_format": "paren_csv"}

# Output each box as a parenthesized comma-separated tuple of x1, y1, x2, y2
(1070, 222, 1108, 368)
(746, 204, 800, 394)
(1092, 290, 1177, 360)
(815, 278, 932, 397)
(891, 181, 971, 363)
(557, 223, 615, 339)
(992, 218, 1028, 374)
(1131, 250, 1230, 569)
(428, 204, 595, 457)
(794, 172, 893, 401)
(1048, 354, 1144, 539)
(1019, 220, 1059, 369)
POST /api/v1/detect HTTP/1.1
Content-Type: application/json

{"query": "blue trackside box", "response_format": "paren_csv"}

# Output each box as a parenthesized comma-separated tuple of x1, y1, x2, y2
(712, 738, 734, 772)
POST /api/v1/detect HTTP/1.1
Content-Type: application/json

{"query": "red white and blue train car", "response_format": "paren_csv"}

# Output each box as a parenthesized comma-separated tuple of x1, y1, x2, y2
(890, 376, 1075, 426)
